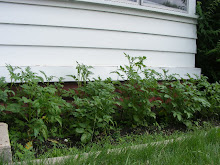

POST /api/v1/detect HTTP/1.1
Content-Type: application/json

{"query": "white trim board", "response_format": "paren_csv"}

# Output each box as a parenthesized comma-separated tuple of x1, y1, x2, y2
(70, 0, 197, 18)
(0, 66, 201, 82)
(0, 0, 197, 24)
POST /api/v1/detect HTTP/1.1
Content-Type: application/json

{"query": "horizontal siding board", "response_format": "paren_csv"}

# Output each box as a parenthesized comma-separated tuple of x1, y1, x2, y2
(0, 46, 195, 68)
(0, 24, 196, 53)
(0, 3, 197, 39)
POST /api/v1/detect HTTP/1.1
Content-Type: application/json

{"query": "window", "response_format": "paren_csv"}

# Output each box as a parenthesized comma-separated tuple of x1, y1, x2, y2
(105, 0, 188, 12)
(142, 0, 188, 11)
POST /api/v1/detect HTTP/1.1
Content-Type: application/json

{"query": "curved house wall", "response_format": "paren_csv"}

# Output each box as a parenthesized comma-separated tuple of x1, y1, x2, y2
(0, 0, 200, 81)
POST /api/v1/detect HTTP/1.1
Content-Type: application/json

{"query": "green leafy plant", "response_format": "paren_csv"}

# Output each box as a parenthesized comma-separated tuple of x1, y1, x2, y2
(66, 62, 117, 143)
(3, 66, 67, 142)
(1, 54, 220, 158)
(112, 54, 160, 127)
(68, 62, 93, 87)
(157, 74, 211, 127)
(0, 77, 14, 114)
(10, 131, 36, 161)
(193, 75, 220, 118)
(68, 78, 117, 143)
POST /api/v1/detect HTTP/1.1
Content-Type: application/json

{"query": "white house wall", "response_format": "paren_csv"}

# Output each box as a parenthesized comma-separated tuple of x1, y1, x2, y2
(0, 0, 200, 81)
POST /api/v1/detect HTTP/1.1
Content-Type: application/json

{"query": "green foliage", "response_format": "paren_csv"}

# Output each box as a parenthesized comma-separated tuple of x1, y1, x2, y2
(1, 66, 67, 142)
(112, 54, 160, 127)
(112, 54, 214, 127)
(69, 78, 117, 143)
(193, 75, 220, 118)
(157, 75, 211, 127)
(0, 54, 220, 159)
(0, 77, 14, 113)
(196, 0, 220, 82)
(11, 141, 36, 161)
(67, 62, 117, 143)
(67, 61, 93, 87)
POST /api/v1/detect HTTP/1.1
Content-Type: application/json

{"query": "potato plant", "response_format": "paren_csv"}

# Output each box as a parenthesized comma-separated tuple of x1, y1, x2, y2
(0, 54, 219, 151)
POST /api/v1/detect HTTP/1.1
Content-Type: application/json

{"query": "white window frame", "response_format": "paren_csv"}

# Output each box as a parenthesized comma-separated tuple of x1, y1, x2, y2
(74, 0, 196, 17)
(106, 0, 189, 13)
(140, 0, 189, 13)
(104, 0, 140, 5)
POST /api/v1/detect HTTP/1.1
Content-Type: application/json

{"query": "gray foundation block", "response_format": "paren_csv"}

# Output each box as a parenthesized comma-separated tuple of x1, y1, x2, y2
(0, 123, 12, 163)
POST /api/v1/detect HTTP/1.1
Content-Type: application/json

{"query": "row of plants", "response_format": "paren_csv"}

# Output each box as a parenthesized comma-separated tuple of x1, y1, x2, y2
(0, 54, 219, 160)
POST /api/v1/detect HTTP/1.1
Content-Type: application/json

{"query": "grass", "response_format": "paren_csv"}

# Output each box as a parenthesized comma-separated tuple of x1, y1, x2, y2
(2, 124, 219, 165)
(62, 126, 220, 165)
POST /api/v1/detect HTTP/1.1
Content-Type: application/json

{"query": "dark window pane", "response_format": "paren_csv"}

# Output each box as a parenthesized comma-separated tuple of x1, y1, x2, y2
(143, 0, 187, 11)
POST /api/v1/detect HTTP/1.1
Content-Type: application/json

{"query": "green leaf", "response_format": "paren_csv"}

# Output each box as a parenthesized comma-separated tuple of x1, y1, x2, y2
(164, 94, 171, 99)
(78, 123, 87, 128)
(128, 103, 133, 107)
(0, 105, 5, 111)
(75, 128, 84, 134)
(97, 123, 104, 128)
(6, 103, 21, 113)
(34, 128, 40, 137)
(177, 114, 182, 121)
(149, 112, 156, 119)
(184, 120, 192, 127)
(184, 110, 192, 119)
(81, 133, 91, 143)
(55, 116, 62, 126)
(21, 97, 32, 104)
(81, 134, 87, 143)
(133, 115, 141, 123)
(41, 128, 48, 140)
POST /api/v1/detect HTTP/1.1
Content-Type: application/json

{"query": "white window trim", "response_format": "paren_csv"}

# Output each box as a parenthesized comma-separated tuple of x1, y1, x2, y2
(0, 0, 197, 19)
(105, 0, 140, 5)
(105, 0, 188, 13)
(74, 0, 197, 18)
(140, 0, 188, 13)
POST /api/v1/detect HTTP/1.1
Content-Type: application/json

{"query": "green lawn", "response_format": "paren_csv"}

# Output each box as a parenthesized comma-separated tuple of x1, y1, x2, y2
(3, 125, 219, 165)
(64, 126, 220, 165)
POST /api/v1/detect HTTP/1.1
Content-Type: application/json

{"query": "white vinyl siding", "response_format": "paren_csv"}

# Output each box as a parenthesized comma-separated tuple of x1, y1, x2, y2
(0, 0, 199, 81)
